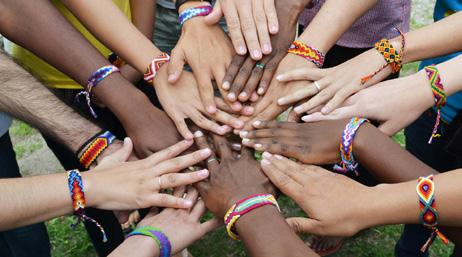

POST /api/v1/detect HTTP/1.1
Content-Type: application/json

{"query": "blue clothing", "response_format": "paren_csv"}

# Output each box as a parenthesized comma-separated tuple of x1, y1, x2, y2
(0, 113, 12, 137)
(419, 0, 462, 123)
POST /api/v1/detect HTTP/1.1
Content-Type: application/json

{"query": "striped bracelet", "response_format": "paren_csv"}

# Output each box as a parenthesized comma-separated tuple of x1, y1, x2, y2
(77, 131, 116, 169)
(424, 65, 446, 144)
(224, 194, 280, 240)
(144, 53, 171, 84)
(178, 5, 213, 26)
(287, 41, 325, 68)
(127, 227, 172, 257)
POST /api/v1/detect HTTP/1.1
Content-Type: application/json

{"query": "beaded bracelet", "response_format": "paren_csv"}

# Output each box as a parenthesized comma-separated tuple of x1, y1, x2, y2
(144, 53, 171, 84)
(127, 226, 172, 257)
(67, 169, 108, 242)
(75, 65, 120, 118)
(77, 131, 116, 169)
(333, 117, 369, 175)
(361, 28, 405, 85)
(287, 41, 325, 68)
(424, 65, 446, 144)
(416, 175, 449, 252)
(178, 5, 213, 26)
(224, 194, 280, 240)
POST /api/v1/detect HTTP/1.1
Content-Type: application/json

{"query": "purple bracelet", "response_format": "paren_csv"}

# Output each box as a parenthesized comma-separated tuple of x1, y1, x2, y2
(178, 5, 212, 26)
(127, 227, 171, 257)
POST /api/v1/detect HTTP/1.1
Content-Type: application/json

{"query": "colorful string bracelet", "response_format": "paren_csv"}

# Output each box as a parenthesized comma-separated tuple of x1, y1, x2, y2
(224, 194, 280, 240)
(77, 131, 116, 169)
(127, 226, 172, 257)
(178, 5, 213, 26)
(361, 28, 405, 85)
(67, 169, 108, 242)
(333, 117, 369, 176)
(424, 65, 446, 144)
(287, 41, 325, 68)
(416, 175, 449, 252)
(144, 53, 171, 84)
(76, 65, 120, 118)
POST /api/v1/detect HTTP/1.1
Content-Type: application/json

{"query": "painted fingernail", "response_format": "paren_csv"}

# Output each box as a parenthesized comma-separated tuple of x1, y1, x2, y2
(257, 87, 265, 95)
(242, 138, 250, 144)
(200, 148, 212, 157)
(238, 46, 246, 55)
(222, 81, 230, 90)
(294, 106, 303, 114)
(253, 120, 261, 127)
(198, 169, 209, 177)
(227, 92, 236, 101)
(194, 130, 204, 138)
(252, 50, 262, 59)
(275, 154, 283, 160)
(207, 105, 217, 114)
(263, 44, 272, 54)
(321, 106, 330, 114)
(239, 131, 248, 138)
(301, 115, 312, 122)
(278, 97, 287, 105)
(262, 151, 272, 159)
(254, 144, 263, 149)
(261, 159, 271, 166)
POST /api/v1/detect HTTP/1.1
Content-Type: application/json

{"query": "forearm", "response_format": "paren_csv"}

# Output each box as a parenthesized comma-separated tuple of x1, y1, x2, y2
(298, 0, 378, 53)
(109, 237, 159, 257)
(62, 0, 162, 73)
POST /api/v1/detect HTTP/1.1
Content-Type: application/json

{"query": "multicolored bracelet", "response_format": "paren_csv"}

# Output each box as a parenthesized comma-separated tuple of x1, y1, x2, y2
(144, 53, 171, 84)
(127, 226, 172, 257)
(333, 117, 369, 175)
(77, 131, 116, 169)
(76, 65, 120, 118)
(178, 5, 213, 26)
(287, 41, 325, 68)
(361, 28, 405, 85)
(224, 194, 280, 240)
(416, 175, 449, 252)
(424, 65, 446, 144)
(67, 169, 108, 242)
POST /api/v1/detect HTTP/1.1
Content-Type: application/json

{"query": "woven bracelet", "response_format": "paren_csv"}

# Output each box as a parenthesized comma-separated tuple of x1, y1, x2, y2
(127, 226, 172, 257)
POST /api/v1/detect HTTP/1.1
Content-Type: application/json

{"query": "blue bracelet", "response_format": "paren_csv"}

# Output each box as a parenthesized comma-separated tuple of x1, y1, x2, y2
(178, 5, 212, 26)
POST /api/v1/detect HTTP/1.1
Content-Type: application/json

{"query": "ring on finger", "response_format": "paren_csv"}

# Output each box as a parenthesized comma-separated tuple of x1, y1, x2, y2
(207, 157, 218, 163)
(255, 63, 265, 69)
(158, 177, 162, 189)
(314, 81, 321, 92)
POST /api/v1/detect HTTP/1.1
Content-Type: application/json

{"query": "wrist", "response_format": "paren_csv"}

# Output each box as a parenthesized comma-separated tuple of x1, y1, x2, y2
(179, 1, 210, 12)
(95, 139, 124, 165)
(115, 236, 160, 257)
(223, 186, 269, 217)
(411, 70, 436, 110)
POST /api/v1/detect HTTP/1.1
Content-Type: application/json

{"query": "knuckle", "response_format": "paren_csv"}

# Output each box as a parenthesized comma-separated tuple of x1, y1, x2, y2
(240, 20, 256, 32)
(227, 17, 241, 30)
(239, 66, 251, 76)
(166, 174, 177, 185)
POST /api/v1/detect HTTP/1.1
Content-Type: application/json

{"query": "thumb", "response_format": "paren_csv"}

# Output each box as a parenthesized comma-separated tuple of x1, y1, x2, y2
(286, 217, 320, 235)
(167, 48, 186, 84)
(204, 1, 223, 25)
(98, 137, 133, 168)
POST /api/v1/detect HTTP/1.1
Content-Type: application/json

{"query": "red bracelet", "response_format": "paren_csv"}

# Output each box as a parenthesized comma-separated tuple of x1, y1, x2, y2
(287, 41, 325, 67)
(144, 53, 171, 84)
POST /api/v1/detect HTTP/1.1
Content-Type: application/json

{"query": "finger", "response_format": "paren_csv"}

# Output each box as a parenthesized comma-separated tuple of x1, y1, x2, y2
(183, 187, 199, 207)
(173, 185, 186, 197)
(277, 83, 319, 107)
(215, 97, 240, 114)
(260, 157, 303, 194)
(173, 116, 194, 140)
(264, 0, 278, 34)
(240, 62, 266, 102)
(251, 120, 300, 130)
(286, 217, 321, 235)
(212, 134, 233, 160)
(98, 137, 133, 166)
(145, 139, 194, 166)
(204, 0, 223, 25)
(301, 106, 357, 123)
(157, 169, 209, 190)
(193, 130, 219, 169)
(321, 83, 361, 114)
(190, 110, 228, 135)
(236, 3, 261, 60)
(223, 1, 247, 55)
(250, 91, 259, 102)
(228, 57, 256, 101)
(263, 153, 306, 181)
(154, 148, 212, 176)
(240, 127, 295, 139)
(223, 55, 246, 91)
(241, 138, 298, 155)
(196, 72, 218, 114)
(287, 108, 300, 122)
(276, 67, 326, 82)
(213, 66, 227, 92)
(210, 109, 244, 129)
(167, 48, 186, 83)
(252, 0, 271, 55)
(149, 193, 194, 209)
(200, 218, 222, 234)
(248, 104, 286, 129)
(257, 57, 280, 95)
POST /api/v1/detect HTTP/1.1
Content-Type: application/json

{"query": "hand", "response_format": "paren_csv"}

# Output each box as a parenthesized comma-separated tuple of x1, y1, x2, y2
(301, 71, 434, 136)
(168, 4, 234, 114)
(194, 131, 274, 218)
(239, 120, 355, 165)
(84, 138, 212, 211)
(260, 153, 377, 237)
(137, 187, 221, 254)
(276, 43, 401, 115)
(155, 68, 245, 139)
(221, 0, 302, 103)
(204, 0, 278, 59)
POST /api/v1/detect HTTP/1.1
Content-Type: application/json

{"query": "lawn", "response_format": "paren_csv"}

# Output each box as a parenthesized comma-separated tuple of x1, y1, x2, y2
(10, 0, 455, 256)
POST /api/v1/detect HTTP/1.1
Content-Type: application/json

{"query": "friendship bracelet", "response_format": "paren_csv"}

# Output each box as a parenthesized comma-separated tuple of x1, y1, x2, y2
(287, 41, 325, 68)
(127, 227, 172, 257)
(224, 194, 280, 240)
(144, 53, 171, 84)
(333, 117, 369, 175)
(175, 0, 212, 11)
(424, 65, 447, 144)
(77, 131, 116, 169)
(75, 65, 120, 118)
(416, 175, 449, 252)
(178, 5, 213, 26)
(67, 169, 108, 242)
(361, 28, 405, 85)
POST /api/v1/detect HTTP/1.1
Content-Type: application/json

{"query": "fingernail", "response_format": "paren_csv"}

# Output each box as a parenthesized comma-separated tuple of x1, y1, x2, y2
(252, 50, 262, 59)
(243, 106, 254, 115)
(194, 130, 204, 138)
(275, 154, 283, 160)
(198, 169, 209, 177)
(200, 148, 212, 157)
(254, 143, 263, 149)
(294, 106, 303, 114)
(232, 143, 242, 151)
(238, 46, 246, 55)
(242, 138, 250, 144)
(263, 44, 272, 54)
(222, 81, 230, 90)
(207, 105, 217, 114)
(218, 127, 227, 134)
(276, 75, 284, 81)
(261, 159, 271, 166)
(270, 26, 278, 34)
(239, 130, 248, 138)
(257, 87, 265, 95)
(168, 74, 176, 82)
(185, 132, 194, 140)
(234, 120, 244, 128)
(227, 92, 236, 101)
(183, 200, 193, 207)
(262, 151, 272, 159)
(278, 97, 286, 105)
(239, 92, 248, 100)
(232, 102, 242, 111)
(321, 106, 330, 114)
(301, 115, 311, 122)
(253, 120, 261, 127)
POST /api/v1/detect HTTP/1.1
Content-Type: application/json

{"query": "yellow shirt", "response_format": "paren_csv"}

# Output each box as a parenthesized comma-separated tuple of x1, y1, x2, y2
(4, 0, 131, 89)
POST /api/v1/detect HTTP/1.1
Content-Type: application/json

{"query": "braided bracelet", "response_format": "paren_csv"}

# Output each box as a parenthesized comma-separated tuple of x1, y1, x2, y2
(287, 41, 325, 68)
(361, 28, 405, 85)
(77, 131, 116, 169)
(67, 169, 108, 242)
(127, 227, 172, 257)
(416, 175, 449, 252)
(224, 194, 280, 240)
(178, 5, 212, 26)
(424, 65, 446, 144)
(333, 117, 369, 175)
(144, 53, 171, 84)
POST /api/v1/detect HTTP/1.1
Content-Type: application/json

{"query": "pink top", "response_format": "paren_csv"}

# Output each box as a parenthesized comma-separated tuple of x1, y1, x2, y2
(299, 0, 411, 48)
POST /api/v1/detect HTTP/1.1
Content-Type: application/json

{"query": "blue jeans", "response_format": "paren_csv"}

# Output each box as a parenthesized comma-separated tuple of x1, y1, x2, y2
(0, 132, 51, 257)
(396, 110, 462, 257)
